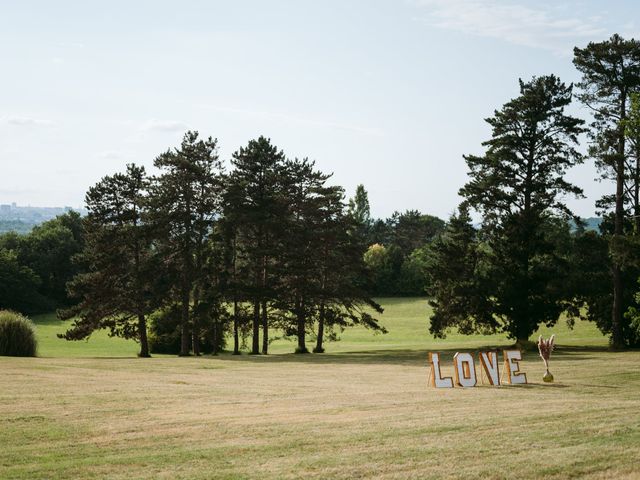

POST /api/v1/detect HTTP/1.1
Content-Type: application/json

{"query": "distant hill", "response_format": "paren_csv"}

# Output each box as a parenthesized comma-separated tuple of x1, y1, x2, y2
(0, 219, 35, 234)
(577, 217, 602, 232)
(474, 217, 602, 233)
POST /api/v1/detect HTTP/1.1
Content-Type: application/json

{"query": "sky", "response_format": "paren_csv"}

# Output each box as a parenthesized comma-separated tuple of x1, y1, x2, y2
(0, 0, 638, 219)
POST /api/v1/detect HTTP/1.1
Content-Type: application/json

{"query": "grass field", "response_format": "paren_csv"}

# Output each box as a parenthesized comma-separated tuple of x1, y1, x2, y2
(1, 298, 639, 479)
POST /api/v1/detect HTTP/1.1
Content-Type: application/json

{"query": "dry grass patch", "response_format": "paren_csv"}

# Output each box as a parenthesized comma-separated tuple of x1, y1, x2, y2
(1, 348, 639, 479)
(2, 299, 638, 479)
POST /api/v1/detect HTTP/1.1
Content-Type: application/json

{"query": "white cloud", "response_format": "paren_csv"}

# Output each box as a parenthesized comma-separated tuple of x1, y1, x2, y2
(411, 0, 608, 56)
(140, 119, 189, 133)
(1, 116, 54, 127)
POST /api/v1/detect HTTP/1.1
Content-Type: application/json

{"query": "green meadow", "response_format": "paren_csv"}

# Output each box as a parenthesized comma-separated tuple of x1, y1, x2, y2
(27, 297, 608, 357)
(1, 298, 639, 479)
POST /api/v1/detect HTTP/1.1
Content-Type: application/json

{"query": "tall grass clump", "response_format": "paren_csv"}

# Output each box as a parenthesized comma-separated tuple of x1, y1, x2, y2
(0, 310, 38, 356)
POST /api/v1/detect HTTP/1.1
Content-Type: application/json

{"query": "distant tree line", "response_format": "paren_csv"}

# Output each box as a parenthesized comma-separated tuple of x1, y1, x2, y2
(0, 212, 84, 314)
(0, 220, 36, 235)
(345, 185, 446, 296)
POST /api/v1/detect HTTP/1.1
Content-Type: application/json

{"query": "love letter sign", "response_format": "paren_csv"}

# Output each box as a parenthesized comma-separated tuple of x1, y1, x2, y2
(428, 350, 527, 388)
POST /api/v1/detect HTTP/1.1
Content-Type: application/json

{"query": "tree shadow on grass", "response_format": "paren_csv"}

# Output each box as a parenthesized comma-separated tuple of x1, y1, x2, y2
(202, 344, 618, 367)
(549, 345, 617, 362)
(497, 382, 571, 389)
(31, 313, 63, 326)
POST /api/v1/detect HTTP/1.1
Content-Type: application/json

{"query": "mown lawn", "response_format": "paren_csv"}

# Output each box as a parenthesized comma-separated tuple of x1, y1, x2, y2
(1, 298, 639, 479)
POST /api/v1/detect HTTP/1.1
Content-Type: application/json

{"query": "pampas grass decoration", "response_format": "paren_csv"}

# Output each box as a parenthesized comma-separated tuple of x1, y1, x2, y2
(537, 334, 555, 383)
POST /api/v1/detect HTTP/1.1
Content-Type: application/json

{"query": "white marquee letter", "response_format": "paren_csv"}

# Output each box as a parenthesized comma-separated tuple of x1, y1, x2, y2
(454, 352, 477, 387)
(478, 351, 500, 386)
(428, 352, 453, 388)
(503, 350, 527, 385)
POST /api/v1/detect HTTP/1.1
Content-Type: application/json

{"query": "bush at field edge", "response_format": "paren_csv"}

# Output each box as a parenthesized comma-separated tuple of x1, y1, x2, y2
(0, 310, 38, 356)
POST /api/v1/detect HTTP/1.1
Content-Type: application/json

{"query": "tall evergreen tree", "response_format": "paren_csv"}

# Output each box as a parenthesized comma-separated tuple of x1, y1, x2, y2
(312, 183, 346, 353)
(228, 136, 287, 354)
(312, 194, 386, 353)
(148, 131, 224, 356)
(438, 75, 586, 343)
(278, 158, 331, 353)
(59, 164, 158, 357)
(574, 34, 640, 347)
(348, 184, 372, 245)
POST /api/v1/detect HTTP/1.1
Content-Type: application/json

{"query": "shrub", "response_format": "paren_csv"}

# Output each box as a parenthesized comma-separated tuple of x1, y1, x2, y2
(148, 306, 182, 354)
(0, 310, 38, 356)
(626, 307, 640, 347)
(148, 306, 227, 355)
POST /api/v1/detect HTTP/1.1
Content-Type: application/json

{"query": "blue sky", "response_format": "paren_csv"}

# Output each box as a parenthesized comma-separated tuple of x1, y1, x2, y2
(0, 0, 637, 219)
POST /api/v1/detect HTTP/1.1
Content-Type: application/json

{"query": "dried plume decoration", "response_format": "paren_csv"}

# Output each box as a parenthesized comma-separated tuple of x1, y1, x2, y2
(537, 334, 555, 383)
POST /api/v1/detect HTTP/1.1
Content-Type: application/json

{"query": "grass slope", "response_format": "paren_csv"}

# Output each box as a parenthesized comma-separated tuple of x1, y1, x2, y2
(1, 298, 639, 479)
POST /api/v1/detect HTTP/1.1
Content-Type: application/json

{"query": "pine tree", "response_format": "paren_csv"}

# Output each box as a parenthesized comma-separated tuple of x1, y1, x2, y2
(276, 159, 335, 353)
(59, 164, 159, 357)
(347, 184, 372, 245)
(456, 75, 585, 343)
(148, 131, 224, 356)
(312, 184, 385, 352)
(228, 136, 287, 354)
(574, 34, 640, 347)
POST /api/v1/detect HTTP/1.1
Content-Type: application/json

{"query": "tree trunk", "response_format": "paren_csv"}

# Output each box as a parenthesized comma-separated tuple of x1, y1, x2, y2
(179, 283, 190, 356)
(313, 303, 325, 353)
(296, 298, 308, 354)
(211, 320, 219, 356)
(251, 299, 260, 354)
(612, 97, 627, 349)
(181, 189, 193, 356)
(232, 235, 240, 355)
(261, 300, 268, 354)
(635, 152, 640, 234)
(192, 323, 200, 355)
(612, 265, 624, 349)
(233, 298, 240, 355)
(260, 253, 268, 354)
(314, 253, 328, 354)
(138, 314, 150, 358)
(514, 146, 534, 349)
(132, 218, 150, 358)
(192, 294, 200, 356)
(513, 309, 531, 348)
